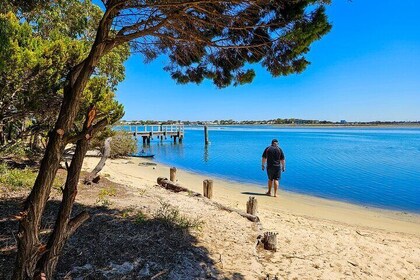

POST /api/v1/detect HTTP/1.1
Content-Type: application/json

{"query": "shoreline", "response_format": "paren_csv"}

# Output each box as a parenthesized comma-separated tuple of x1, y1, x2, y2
(146, 159, 420, 216)
(82, 156, 420, 236)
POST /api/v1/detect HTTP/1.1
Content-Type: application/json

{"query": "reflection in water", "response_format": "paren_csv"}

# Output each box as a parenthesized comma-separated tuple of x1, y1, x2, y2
(145, 141, 185, 158)
(204, 145, 209, 162)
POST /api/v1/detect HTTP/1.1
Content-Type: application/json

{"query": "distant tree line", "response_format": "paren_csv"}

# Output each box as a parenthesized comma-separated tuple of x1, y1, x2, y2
(118, 119, 420, 126)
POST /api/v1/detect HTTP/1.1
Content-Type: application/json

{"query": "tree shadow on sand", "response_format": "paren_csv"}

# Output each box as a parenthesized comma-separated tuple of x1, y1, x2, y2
(0, 197, 246, 280)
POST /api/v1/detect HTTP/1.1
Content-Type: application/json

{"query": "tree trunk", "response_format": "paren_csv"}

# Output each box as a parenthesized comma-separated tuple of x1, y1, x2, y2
(0, 122, 4, 146)
(84, 137, 112, 184)
(263, 232, 278, 251)
(12, 11, 113, 279)
(34, 108, 95, 279)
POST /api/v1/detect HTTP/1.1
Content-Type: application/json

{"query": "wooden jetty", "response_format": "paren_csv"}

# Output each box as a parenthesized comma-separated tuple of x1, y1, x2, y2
(125, 124, 184, 144)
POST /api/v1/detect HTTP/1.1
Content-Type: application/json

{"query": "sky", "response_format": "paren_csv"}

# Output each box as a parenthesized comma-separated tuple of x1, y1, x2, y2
(113, 0, 420, 122)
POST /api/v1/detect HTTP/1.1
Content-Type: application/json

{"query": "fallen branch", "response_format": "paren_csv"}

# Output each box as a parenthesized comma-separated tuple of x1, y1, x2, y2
(157, 177, 199, 194)
(156, 177, 259, 222)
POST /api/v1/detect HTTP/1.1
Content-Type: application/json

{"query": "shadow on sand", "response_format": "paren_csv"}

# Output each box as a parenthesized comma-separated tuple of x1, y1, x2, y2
(241, 191, 269, 197)
(0, 196, 246, 280)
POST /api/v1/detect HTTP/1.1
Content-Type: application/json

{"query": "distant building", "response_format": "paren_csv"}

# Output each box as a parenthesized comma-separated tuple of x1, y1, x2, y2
(340, 120, 347, 124)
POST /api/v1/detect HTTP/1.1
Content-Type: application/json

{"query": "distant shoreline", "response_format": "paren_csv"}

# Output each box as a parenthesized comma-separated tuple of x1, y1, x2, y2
(118, 123, 420, 128)
(201, 123, 420, 128)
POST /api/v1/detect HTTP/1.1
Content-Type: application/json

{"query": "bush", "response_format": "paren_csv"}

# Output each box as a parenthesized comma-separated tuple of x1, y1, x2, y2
(154, 201, 203, 230)
(0, 163, 37, 190)
(109, 131, 137, 158)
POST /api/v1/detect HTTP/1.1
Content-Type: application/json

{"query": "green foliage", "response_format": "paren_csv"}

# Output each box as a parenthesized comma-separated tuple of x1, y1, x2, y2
(134, 211, 147, 224)
(109, 131, 137, 158)
(0, 141, 27, 158)
(0, 1, 128, 150)
(96, 186, 117, 206)
(153, 0, 332, 88)
(0, 163, 37, 190)
(154, 201, 203, 230)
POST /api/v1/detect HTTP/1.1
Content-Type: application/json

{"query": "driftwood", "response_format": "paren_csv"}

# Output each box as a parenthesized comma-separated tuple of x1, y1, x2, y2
(157, 177, 200, 194)
(213, 201, 260, 222)
(156, 177, 259, 222)
(84, 137, 112, 184)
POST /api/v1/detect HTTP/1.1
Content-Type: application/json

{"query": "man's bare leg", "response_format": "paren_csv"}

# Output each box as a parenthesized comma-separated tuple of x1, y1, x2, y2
(266, 180, 273, 195)
(273, 179, 279, 197)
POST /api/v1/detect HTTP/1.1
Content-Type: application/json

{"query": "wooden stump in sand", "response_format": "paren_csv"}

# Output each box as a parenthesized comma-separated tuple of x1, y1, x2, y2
(246, 196, 258, 215)
(263, 232, 278, 251)
(203, 179, 213, 199)
(169, 167, 177, 182)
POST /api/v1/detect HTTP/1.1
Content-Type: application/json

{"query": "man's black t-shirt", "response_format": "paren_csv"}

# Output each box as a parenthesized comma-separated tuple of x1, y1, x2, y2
(262, 145, 285, 168)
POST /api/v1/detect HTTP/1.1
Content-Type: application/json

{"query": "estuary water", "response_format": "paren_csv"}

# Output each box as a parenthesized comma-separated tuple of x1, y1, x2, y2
(130, 126, 420, 213)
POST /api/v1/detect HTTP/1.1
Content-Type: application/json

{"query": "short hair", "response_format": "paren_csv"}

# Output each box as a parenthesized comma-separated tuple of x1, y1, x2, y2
(271, 139, 278, 144)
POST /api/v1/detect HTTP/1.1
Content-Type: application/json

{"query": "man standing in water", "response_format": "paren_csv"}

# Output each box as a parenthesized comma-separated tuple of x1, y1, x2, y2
(262, 139, 286, 197)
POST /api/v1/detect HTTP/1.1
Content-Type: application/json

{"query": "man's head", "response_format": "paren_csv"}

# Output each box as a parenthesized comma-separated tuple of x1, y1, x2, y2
(271, 139, 278, 146)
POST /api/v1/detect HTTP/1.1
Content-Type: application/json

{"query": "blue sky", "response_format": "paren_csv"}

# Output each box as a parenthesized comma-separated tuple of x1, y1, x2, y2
(113, 0, 420, 122)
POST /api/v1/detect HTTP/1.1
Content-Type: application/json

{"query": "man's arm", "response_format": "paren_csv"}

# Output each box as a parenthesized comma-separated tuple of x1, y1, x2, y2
(281, 159, 286, 172)
(262, 157, 267, 170)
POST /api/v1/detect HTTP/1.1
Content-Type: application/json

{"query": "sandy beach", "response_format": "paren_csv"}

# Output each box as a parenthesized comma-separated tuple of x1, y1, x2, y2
(81, 156, 420, 279)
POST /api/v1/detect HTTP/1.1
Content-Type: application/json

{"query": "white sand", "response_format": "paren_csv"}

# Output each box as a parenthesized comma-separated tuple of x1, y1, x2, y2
(82, 156, 420, 279)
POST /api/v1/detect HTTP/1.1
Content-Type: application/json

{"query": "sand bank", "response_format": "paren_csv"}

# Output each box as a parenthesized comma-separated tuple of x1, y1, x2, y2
(83, 156, 420, 235)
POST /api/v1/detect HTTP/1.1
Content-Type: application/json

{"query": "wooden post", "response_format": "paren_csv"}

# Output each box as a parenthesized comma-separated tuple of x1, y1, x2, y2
(203, 179, 213, 199)
(204, 125, 209, 145)
(263, 232, 278, 251)
(246, 197, 258, 216)
(170, 167, 177, 182)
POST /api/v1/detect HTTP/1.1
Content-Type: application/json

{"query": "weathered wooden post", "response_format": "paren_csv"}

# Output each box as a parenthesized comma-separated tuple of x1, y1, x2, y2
(203, 179, 213, 199)
(246, 197, 258, 216)
(263, 232, 278, 251)
(170, 167, 177, 182)
(204, 125, 209, 145)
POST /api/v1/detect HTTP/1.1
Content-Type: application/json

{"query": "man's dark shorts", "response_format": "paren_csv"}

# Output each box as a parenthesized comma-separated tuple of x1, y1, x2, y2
(267, 167, 281, 181)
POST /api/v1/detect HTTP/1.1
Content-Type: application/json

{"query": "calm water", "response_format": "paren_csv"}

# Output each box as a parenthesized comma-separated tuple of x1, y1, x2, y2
(128, 126, 420, 213)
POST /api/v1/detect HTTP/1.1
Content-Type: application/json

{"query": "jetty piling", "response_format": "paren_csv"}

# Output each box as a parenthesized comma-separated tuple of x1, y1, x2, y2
(246, 197, 258, 216)
(204, 125, 209, 145)
(203, 179, 213, 199)
(170, 167, 177, 182)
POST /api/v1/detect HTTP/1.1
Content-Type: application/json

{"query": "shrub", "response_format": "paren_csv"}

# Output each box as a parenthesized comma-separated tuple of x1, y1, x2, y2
(0, 163, 37, 190)
(154, 201, 203, 230)
(109, 131, 137, 158)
